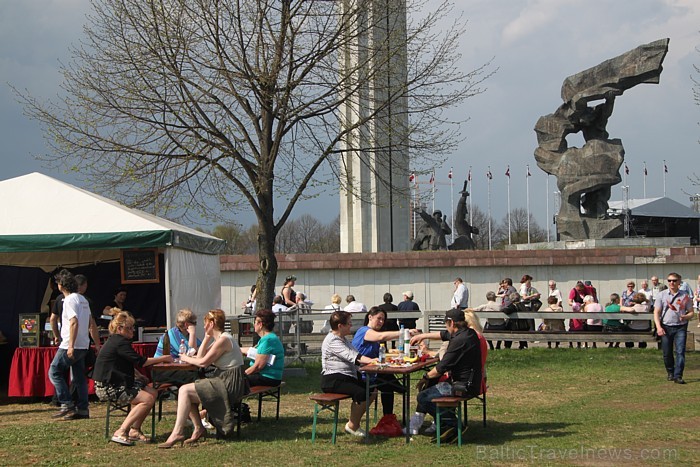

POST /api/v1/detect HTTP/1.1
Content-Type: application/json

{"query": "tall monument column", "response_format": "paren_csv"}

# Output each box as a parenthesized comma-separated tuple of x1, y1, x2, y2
(339, 0, 410, 253)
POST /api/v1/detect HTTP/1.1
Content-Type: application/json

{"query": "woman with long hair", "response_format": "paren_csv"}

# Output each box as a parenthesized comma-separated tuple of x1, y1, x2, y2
(159, 309, 247, 448)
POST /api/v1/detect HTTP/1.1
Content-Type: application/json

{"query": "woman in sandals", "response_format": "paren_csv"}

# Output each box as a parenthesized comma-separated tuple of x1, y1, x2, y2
(92, 309, 173, 445)
(159, 309, 247, 448)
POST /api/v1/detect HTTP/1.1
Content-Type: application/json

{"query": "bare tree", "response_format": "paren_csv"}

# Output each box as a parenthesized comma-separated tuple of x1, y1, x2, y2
(18, 0, 491, 308)
(467, 205, 489, 250)
(494, 208, 547, 248)
(275, 214, 340, 253)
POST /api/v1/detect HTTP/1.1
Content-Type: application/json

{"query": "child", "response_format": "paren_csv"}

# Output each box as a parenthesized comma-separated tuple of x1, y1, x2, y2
(541, 295, 565, 348)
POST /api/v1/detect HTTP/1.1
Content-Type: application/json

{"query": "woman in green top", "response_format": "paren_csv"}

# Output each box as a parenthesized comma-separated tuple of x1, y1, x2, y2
(242, 308, 285, 386)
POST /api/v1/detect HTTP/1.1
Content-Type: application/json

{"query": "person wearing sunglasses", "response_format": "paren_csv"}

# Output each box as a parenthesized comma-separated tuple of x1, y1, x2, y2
(653, 273, 694, 384)
(93, 310, 173, 445)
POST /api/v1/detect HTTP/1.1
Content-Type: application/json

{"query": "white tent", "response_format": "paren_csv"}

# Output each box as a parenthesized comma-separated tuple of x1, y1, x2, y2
(608, 197, 700, 219)
(0, 172, 225, 328)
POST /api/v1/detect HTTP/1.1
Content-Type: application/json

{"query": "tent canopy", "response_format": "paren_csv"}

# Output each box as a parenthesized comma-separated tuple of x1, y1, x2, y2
(0, 172, 224, 255)
(608, 197, 700, 219)
(0, 172, 223, 334)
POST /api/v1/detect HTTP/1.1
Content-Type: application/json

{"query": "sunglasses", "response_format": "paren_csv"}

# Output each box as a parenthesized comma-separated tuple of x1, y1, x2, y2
(667, 279, 679, 283)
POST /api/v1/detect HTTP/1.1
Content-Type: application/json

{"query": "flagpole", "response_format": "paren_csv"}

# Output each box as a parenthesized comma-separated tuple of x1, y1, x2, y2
(468, 167, 473, 235)
(546, 174, 550, 242)
(449, 167, 454, 243)
(526, 165, 531, 245)
(507, 166, 511, 245)
(487, 167, 492, 251)
(412, 177, 417, 239)
(431, 169, 435, 213)
(643, 161, 647, 198)
(663, 160, 667, 197)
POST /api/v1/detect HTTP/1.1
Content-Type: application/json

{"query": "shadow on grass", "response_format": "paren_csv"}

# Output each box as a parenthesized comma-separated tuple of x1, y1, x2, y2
(213, 416, 575, 446)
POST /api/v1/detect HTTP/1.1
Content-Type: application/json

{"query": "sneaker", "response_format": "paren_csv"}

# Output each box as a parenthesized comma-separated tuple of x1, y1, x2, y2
(667, 373, 674, 381)
(52, 407, 74, 419)
(430, 426, 456, 444)
(447, 426, 469, 445)
(403, 413, 424, 435)
(63, 411, 89, 420)
(423, 421, 436, 435)
(674, 378, 686, 384)
(344, 423, 366, 437)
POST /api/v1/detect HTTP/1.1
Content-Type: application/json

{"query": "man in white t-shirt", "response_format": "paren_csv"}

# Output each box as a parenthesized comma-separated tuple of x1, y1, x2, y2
(48, 269, 95, 420)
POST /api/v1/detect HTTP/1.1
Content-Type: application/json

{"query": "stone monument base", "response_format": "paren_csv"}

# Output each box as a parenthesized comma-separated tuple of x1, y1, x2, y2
(507, 236, 691, 251)
(557, 217, 624, 241)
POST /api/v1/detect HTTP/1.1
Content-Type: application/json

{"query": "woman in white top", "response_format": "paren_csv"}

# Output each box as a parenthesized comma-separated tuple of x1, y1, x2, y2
(321, 310, 376, 437)
(320, 293, 342, 333)
(583, 295, 603, 349)
(159, 309, 246, 448)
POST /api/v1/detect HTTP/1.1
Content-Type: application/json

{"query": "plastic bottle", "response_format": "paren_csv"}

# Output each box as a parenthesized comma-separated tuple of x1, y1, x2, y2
(378, 343, 386, 364)
(179, 339, 186, 356)
(398, 325, 405, 357)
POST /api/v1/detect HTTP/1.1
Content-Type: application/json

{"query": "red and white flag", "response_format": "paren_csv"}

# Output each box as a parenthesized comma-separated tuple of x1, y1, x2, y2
(505, 166, 510, 177)
(467, 169, 472, 182)
(409, 172, 415, 182)
(429, 172, 435, 184)
(448, 169, 452, 179)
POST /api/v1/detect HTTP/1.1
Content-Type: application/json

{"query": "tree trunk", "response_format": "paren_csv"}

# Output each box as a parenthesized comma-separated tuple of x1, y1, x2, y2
(256, 222, 278, 312)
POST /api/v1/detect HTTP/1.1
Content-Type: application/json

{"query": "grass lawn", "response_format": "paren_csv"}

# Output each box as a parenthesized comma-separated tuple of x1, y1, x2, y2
(0, 348, 697, 466)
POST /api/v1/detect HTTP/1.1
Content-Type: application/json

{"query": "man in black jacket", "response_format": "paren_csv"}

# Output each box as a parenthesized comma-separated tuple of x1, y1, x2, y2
(411, 309, 481, 443)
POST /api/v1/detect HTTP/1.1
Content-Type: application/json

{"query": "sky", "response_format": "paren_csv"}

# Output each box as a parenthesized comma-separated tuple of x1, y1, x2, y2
(2, 0, 700, 240)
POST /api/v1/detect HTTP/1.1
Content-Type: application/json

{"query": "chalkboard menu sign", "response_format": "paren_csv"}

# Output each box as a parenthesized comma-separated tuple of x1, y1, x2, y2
(120, 248, 160, 284)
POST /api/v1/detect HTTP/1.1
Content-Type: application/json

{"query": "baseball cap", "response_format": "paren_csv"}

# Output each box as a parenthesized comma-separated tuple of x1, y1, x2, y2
(403, 290, 413, 299)
(445, 309, 465, 322)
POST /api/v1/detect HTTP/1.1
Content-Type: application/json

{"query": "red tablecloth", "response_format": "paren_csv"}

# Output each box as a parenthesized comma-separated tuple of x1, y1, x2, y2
(8, 343, 158, 397)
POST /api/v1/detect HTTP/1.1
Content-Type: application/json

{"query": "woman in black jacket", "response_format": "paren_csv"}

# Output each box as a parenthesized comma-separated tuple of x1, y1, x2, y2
(93, 309, 172, 445)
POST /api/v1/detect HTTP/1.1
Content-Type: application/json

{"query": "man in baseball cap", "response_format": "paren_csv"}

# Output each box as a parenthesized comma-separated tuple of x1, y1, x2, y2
(410, 309, 482, 444)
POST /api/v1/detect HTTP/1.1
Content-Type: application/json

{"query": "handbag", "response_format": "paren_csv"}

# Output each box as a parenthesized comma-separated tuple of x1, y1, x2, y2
(452, 369, 475, 398)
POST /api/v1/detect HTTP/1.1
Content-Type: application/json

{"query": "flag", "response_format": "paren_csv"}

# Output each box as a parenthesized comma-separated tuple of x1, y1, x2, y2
(664, 162, 668, 173)
(429, 172, 435, 184)
(486, 170, 492, 180)
(505, 166, 510, 177)
(624, 163, 629, 175)
(644, 165, 647, 176)
(467, 169, 472, 182)
(409, 172, 415, 182)
(448, 169, 452, 179)
(526, 166, 531, 177)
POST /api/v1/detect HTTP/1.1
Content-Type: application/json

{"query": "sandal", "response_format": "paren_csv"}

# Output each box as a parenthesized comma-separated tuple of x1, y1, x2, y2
(128, 430, 150, 442)
(111, 434, 135, 446)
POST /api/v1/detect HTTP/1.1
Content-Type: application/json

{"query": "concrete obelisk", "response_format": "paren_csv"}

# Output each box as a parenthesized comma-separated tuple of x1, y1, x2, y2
(338, 0, 410, 253)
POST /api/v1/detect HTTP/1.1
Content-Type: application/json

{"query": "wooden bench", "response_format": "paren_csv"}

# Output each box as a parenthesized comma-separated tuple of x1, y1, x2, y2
(104, 382, 176, 443)
(227, 383, 286, 438)
(474, 310, 657, 346)
(244, 382, 285, 421)
(483, 330, 657, 344)
(431, 396, 469, 447)
(309, 393, 351, 444)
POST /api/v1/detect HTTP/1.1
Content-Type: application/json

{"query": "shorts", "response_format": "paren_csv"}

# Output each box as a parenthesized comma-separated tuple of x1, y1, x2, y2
(321, 373, 367, 403)
(95, 379, 145, 404)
